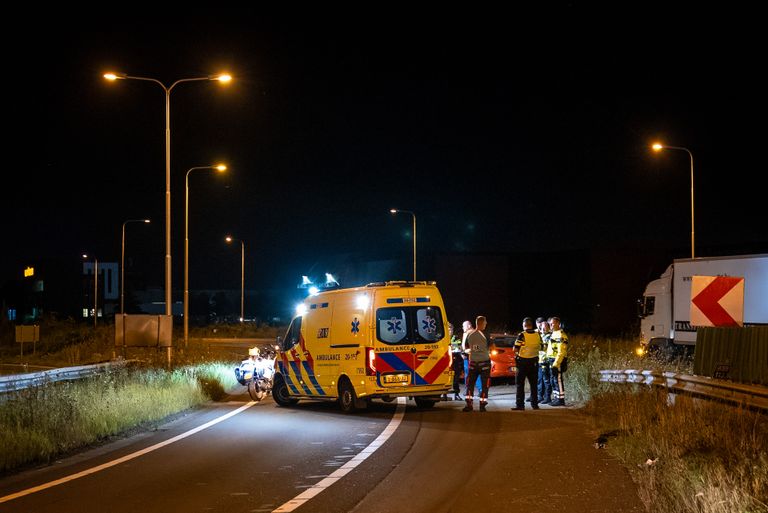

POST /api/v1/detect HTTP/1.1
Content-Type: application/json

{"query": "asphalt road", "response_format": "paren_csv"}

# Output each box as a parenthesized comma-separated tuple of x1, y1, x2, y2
(0, 385, 643, 513)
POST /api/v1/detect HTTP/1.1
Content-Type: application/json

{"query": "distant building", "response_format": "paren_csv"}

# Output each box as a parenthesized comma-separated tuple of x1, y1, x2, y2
(82, 261, 118, 320)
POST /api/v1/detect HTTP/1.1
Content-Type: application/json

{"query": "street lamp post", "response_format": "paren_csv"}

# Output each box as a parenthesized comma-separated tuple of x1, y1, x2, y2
(82, 254, 98, 328)
(121, 219, 151, 314)
(184, 165, 227, 346)
(652, 143, 695, 259)
(104, 72, 232, 319)
(225, 236, 245, 323)
(390, 209, 417, 281)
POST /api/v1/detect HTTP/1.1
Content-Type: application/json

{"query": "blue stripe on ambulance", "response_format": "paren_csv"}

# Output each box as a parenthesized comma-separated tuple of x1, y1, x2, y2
(277, 361, 300, 395)
(377, 352, 412, 372)
(376, 352, 415, 387)
(289, 360, 313, 394)
(413, 372, 429, 385)
(301, 361, 326, 395)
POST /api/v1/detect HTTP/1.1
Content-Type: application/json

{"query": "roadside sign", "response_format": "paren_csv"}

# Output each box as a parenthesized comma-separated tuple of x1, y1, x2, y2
(690, 276, 744, 327)
(15, 325, 40, 357)
(15, 325, 40, 343)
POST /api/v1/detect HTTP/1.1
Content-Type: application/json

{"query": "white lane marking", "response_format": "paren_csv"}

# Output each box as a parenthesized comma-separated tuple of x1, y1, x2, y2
(0, 401, 257, 504)
(272, 397, 407, 513)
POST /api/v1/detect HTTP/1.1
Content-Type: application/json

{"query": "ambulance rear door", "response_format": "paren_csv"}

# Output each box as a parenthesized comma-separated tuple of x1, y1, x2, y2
(373, 297, 447, 388)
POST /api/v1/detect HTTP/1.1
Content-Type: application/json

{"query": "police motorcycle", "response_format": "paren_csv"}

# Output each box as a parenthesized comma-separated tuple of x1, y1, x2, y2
(234, 347, 276, 401)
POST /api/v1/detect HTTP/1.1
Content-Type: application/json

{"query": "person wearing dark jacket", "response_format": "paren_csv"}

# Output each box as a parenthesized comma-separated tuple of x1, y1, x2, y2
(449, 323, 465, 400)
(512, 317, 542, 410)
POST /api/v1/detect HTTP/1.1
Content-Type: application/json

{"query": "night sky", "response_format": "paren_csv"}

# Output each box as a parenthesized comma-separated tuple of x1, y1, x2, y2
(4, 9, 767, 327)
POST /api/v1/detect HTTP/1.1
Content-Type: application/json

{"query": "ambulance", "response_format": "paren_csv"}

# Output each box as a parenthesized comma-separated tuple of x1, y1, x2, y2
(272, 281, 453, 412)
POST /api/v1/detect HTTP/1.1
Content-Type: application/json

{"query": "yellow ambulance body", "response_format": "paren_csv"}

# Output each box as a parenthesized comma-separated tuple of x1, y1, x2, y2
(272, 281, 453, 412)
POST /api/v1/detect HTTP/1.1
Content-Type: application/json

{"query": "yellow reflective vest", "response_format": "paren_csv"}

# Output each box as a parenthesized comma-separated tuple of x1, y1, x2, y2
(514, 330, 542, 359)
(546, 329, 568, 368)
(539, 330, 551, 363)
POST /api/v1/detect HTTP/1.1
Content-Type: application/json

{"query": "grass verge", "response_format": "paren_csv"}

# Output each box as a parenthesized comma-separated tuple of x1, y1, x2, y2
(0, 363, 237, 474)
(569, 335, 768, 513)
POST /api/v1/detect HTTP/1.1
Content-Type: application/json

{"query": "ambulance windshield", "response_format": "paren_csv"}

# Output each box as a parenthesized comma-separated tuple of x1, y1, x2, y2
(376, 306, 444, 345)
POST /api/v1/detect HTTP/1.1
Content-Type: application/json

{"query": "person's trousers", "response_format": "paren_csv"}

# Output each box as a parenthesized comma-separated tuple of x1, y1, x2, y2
(550, 358, 568, 403)
(464, 357, 482, 391)
(452, 357, 464, 392)
(465, 360, 491, 403)
(538, 360, 552, 401)
(516, 357, 538, 408)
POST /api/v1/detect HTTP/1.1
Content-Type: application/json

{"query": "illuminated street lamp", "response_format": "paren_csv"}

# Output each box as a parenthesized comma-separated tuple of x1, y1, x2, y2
(121, 219, 151, 314)
(652, 143, 695, 259)
(390, 209, 417, 281)
(82, 254, 98, 328)
(225, 235, 246, 323)
(104, 71, 232, 318)
(184, 165, 227, 346)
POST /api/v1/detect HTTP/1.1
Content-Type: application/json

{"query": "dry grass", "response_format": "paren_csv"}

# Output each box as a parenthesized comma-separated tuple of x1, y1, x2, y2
(0, 363, 237, 473)
(569, 335, 768, 513)
(566, 334, 693, 405)
(0, 318, 265, 473)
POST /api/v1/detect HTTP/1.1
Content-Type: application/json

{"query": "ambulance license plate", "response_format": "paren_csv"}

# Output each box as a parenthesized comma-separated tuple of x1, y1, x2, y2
(383, 373, 410, 384)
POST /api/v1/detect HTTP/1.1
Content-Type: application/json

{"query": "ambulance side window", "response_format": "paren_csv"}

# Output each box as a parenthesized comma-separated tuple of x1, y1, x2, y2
(281, 317, 302, 351)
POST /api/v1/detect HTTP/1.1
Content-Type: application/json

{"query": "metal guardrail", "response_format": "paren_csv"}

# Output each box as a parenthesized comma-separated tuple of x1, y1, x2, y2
(0, 360, 133, 394)
(599, 369, 768, 411)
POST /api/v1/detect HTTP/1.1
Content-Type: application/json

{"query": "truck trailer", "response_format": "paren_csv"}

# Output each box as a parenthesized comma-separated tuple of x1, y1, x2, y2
(638, 254, 768, 353)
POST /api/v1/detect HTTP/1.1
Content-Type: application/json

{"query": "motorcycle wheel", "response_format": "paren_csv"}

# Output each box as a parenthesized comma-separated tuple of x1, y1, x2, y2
(247, 380, 264, 402)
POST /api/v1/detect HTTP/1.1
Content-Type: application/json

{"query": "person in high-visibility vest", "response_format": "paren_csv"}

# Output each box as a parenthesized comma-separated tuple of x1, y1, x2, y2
(537, 317, 552, 404)
(512, 317, 542, 410)
(547, 316, 569, 406)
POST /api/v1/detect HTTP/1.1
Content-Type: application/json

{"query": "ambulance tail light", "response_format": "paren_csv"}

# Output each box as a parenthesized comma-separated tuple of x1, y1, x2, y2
(365, 347, 376, 376)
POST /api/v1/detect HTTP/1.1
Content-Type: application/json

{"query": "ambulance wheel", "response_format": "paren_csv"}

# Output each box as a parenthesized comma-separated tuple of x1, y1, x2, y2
(338, 379, 359, 413)
(414, 397, 436, 409)
(381, 396, 395, 403)
(272, 375, 298, 407)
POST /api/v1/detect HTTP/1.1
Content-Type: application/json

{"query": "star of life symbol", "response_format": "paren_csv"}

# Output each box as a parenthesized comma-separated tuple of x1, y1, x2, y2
(351, 318, 360, 334)
(421, 316, 436, 333)
(387, 318, 403, 334)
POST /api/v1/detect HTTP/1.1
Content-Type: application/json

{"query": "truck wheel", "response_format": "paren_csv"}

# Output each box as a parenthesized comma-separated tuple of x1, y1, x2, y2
(338, 379, 359, 413)
(272, 375, 298, 407)
(414, 397, 436, 409)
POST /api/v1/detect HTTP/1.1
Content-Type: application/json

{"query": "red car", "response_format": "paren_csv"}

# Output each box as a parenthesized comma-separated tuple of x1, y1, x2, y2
(489, 333, 517, 382)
